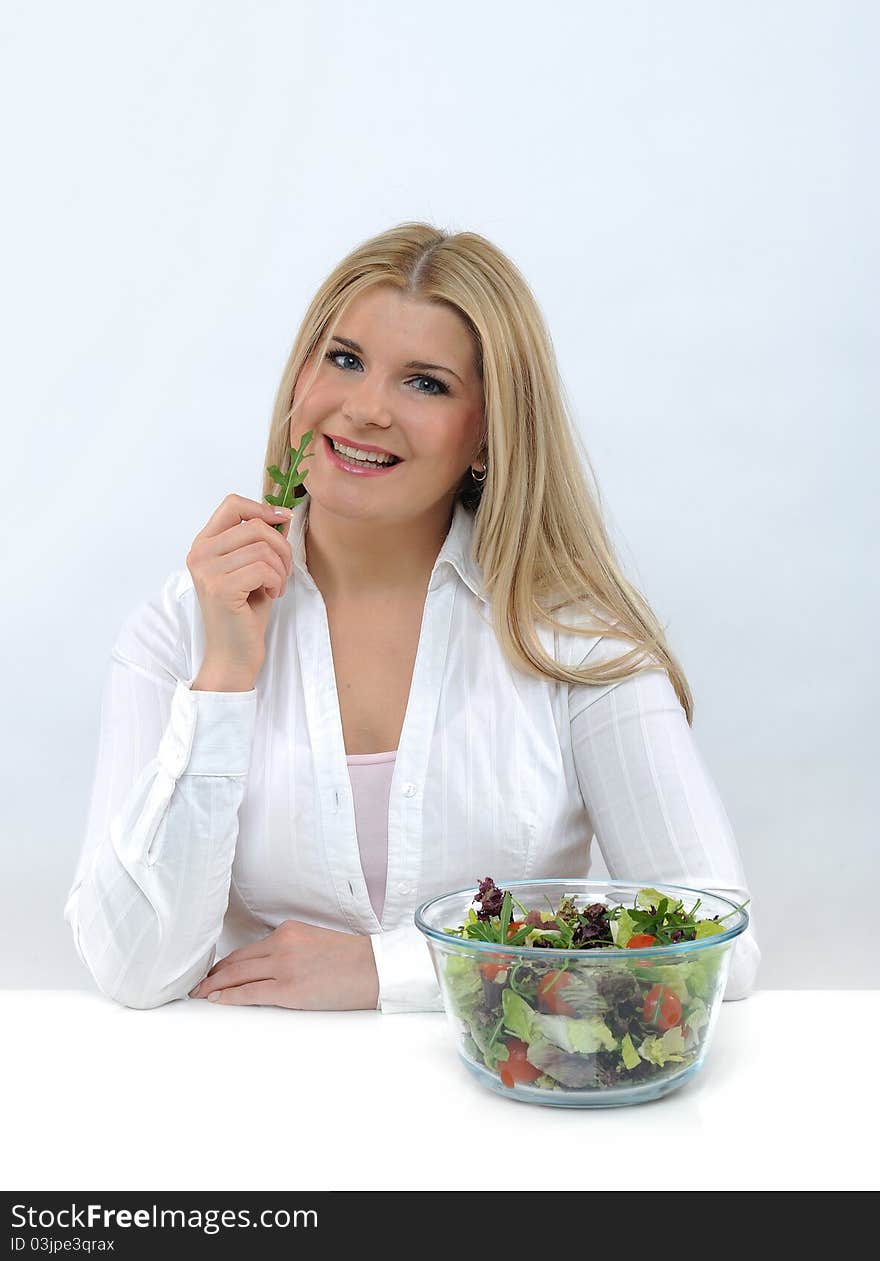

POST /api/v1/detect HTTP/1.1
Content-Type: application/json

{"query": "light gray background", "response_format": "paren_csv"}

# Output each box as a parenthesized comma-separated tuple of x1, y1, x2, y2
(1, 1, 875, 989)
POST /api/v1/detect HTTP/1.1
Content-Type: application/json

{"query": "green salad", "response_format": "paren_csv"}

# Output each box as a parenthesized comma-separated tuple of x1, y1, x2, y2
(441, 877, 747, 1092)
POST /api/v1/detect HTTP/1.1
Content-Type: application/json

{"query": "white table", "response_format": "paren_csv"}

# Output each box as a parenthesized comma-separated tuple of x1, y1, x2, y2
(2, 990, 876, 1192)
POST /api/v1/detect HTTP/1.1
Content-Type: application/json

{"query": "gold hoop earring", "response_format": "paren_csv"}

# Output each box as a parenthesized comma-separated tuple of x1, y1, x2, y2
(471, 464, 487, 484)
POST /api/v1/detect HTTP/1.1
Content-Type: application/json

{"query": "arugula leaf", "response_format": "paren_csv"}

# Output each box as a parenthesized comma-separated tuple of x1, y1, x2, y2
(265, 430, 315, 528)
(499, 890, 512, 944)
(718, 897, 750, 921)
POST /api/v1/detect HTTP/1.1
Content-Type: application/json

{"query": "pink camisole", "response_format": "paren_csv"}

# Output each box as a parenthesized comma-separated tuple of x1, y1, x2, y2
(345, 750, 397, 922)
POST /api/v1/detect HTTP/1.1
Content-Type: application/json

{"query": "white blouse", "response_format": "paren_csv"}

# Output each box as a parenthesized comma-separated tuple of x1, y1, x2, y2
(64, 496, 761, 1013)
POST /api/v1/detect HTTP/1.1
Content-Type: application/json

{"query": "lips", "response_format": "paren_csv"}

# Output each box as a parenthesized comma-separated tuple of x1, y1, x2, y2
(325, 433, 403, 461)
(323, 434, 404, 475)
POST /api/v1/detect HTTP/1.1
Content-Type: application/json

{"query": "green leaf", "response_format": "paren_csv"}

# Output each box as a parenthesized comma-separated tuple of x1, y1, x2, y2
(636, 888, 665, 911)
(443, 954, 483, 1022)
(620, 1033, 640, 1071)
(694, 919, 724, 939)
(637, 1025, 687, 1067)
(718, 897, 750, 922)
(532, 1010, 617, 1054)
(500, 890, 512, 945)
(501, 987, 540, 1043)
(265, 430, 315, 527)
(468, 1009, 511, 1073)
(616, 907, 637, 947)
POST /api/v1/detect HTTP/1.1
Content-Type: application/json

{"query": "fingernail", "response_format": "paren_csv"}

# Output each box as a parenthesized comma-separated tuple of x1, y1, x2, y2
(273, 507, 293, 518)
(207, 991, 221, 1002)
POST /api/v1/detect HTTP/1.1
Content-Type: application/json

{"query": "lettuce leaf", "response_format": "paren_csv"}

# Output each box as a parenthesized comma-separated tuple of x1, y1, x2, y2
(635, 888, 665, 910)
(500, 987, 540, 1041)
(534, 1010, 618, 1054)
(501, 988, 616, 1054)
(683, 996, 710, 1034)
(635, 942, 727, 1004)
(620, 1032, 641, 1070)
(638, 1025, 687, 1066)
(444, 953, 483, 1021)
(524, 1035, 603, 1088)
(633, 964, 691, 1003)
(615, 907, 637, 947)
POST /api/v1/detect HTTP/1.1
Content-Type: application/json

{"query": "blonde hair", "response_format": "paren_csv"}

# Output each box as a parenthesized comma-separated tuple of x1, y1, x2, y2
(260, 222, 695, 724)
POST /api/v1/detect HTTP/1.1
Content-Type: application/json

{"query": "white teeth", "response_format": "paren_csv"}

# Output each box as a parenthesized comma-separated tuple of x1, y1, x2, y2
(330, 438, 397, 465)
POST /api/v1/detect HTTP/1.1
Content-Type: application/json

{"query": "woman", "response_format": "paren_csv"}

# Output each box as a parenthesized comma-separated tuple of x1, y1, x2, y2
(64, 221, 760, 1012)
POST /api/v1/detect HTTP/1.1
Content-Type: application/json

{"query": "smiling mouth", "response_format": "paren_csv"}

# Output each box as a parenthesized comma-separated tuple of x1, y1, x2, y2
(325, 434, 403, 468)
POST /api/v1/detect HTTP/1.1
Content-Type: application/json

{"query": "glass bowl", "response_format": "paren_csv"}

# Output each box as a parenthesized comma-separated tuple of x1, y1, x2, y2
(414, 879, 748, 1108)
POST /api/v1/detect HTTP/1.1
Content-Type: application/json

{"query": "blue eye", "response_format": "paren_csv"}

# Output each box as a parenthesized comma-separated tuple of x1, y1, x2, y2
(323, 348, 449, 397)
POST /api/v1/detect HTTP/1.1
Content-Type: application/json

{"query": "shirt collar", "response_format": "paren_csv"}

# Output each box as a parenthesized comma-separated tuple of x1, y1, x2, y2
(289, 495, 488, 604)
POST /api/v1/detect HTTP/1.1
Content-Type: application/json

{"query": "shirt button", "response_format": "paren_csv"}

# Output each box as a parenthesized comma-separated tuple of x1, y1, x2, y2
(402, 782, 418, 797)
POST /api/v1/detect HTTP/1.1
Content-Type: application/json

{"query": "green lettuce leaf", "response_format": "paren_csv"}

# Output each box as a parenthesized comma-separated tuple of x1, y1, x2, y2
(615, 907, 637, 947)
(638, 1025, 687, 1066)
(680, 944, 727, 1000)
(683, 996, 710, 1034)
(532, 1010, 616, 1054)
(633, 964, 691, 1003)
(501, 987, 617, 1053)
(444, 953, 483, 1021)
(620, 1032, 641, 1070)
(500, 987, 540, 1042)
(636, 888, 666, 911)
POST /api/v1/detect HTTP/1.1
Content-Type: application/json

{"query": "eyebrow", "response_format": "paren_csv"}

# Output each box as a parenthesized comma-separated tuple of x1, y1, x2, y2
(329, 334, 463, 384)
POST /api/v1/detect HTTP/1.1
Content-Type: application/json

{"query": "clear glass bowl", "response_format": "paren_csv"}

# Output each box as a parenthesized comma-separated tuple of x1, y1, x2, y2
(415, 879, 748, 1108)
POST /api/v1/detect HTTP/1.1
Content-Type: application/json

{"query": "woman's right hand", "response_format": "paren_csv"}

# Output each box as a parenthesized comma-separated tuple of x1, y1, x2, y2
(186, 494, 295, 687)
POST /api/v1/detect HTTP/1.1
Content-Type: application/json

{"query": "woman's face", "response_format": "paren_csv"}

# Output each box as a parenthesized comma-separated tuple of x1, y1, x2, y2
(290, 285, 485, 522)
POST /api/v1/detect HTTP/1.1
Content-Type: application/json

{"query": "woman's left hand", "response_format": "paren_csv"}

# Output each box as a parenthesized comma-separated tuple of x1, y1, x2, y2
(188, 919, 380, 1010)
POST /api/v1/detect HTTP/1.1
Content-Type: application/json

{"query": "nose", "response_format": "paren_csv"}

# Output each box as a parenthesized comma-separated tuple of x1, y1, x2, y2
(339, 369, 400, 426)
(341, 392, 394, 430)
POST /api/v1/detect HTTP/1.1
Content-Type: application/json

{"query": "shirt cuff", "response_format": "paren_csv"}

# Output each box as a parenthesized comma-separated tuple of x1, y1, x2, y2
(369, 923, 444, 1014)
(157, 677, 257, 778)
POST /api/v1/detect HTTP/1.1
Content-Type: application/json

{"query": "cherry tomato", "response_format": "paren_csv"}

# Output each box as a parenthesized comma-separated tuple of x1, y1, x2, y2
(642, 983, 682, 1032)
(506, 919, 525, 939)
(499, 1037, 542, 1088)
(626, 932, 657, 967)
(479, 954, 508, 980)
(537, 970, 577, 1016)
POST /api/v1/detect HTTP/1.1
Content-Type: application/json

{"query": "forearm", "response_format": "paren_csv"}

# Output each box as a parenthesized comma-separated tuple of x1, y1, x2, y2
(66, 677, 256, 1009)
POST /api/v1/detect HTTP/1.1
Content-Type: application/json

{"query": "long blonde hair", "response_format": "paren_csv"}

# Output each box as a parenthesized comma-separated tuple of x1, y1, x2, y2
(260, 222, 694, 724)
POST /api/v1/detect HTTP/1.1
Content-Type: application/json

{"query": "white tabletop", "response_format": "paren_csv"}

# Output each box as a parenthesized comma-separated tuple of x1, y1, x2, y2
(2, 990, 876, 1192)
